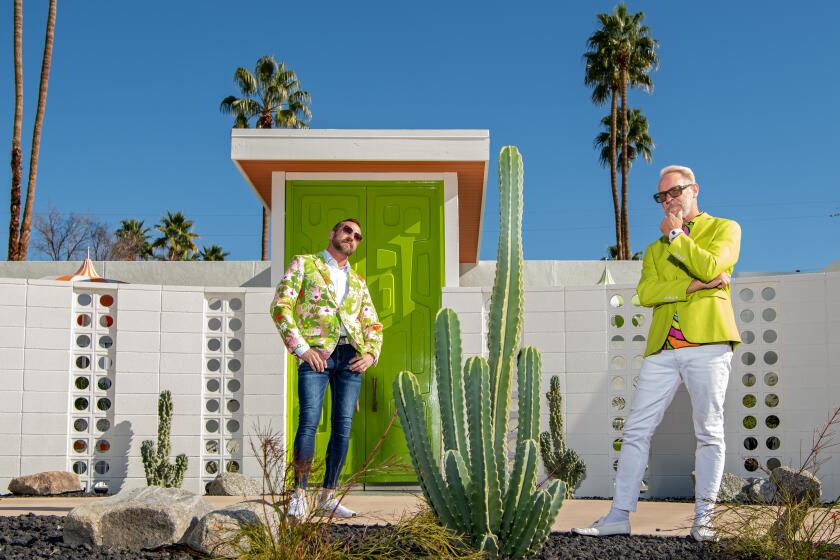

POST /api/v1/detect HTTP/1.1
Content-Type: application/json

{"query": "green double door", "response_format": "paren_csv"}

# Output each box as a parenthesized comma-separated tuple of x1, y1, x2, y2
(284, 180, 444, 484)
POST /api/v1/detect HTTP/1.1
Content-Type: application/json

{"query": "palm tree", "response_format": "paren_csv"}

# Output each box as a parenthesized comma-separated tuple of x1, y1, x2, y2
(594, 108, 654, 174)
(152, 211, 199, 261)
(220, 55, 312, 261)
(113, 219, 153, 261)
(199, 245, 229, 261)
(8, 0, 56, 260)
(603, 244, 642, 261)
(585, 4, 658, 260)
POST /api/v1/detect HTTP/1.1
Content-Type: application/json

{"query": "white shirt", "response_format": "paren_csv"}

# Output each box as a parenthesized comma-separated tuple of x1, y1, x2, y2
(294, 250, 350, 357)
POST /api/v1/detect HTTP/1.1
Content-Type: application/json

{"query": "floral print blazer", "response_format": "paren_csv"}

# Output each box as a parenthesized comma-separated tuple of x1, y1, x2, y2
(270, 253, 383, 362)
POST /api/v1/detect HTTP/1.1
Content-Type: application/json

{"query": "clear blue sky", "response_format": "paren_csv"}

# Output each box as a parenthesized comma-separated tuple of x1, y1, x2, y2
(2, 1, 838, 272)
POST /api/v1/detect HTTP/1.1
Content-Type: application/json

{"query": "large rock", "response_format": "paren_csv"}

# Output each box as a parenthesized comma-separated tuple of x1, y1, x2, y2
(206, 473, 261, 496)
(63, 486, 211, 549)
(689, 471, 748, 502)
(8, 471, 82, 495)
(740, 477, 777, 504)
(770, 466, 821, 503)
(186, 500, 277, 558)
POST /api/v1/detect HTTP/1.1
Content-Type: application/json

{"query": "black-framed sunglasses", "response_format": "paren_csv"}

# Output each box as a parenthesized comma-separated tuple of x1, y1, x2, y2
(653, 183, 695, 203)
(341, 224, 363, 242)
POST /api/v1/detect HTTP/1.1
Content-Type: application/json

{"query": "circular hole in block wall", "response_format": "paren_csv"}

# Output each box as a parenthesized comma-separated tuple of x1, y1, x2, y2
(741, 330, 755, 344)
(226, 440, 241, 454)
(762, 308, 777, 322)
(206, 399, 220, 413)
(742, 373, 756, 387)
(765, 394, 779, 408)
(612, 417, 625, 432)
(742, 352, 756, 366)
(610, 356, 625, 370)
(99, 294, 114, 307)
(742, 394, 756, 408)
(740, 309, 755, 323)
(610, 295, 624, 308)
(764, 351, 778, 365)
(631, 294, 641, 307)
(762, 287, 776, 301)
(766, 415, 780, 429)
(77, 294, 92, 307)
(74, 418, 89, 432)
(207, 339, 221, 352)
(96, 398, 112, 411)
(76, 335, 91, 348)
(610, 377, 625, 391)
(226, 399, 240, 413)
(94, 461, 110, 475)
(632, 375, 640, 390)
(76, 313, 92, 327)
(613, 439, 623, 452)
(226, 420, 240, 434)
(743, 416, 757, 429)
(230, 298, 242, 311)
(99, 315, 114, 328)
(631, 314, 645, 327)
(764, 372, 778, 387)
(631, 355, 644, 369)
(97, 377, 112, 391)
(206, 419, 219, 433)
(208, 298, 222, 311)
(73, 440, 88, 453)
(766, 436, 781, 451)
(208, 318, 222, 331)
(96, 440, 110, 453)
(76, 356, 91, 370)
(227, 379, 241, 393)
(207, 359, 221, 372)
(72, 461, 87, 475)
(611, 396, 626, 411)
(228, 339, 242, 352)
(75, 377, 90, 390)
(226, 461, 240, 473)
(743, 437, 758, 450)
(229, 318, 242, 331)
(739, 288, 754, 302)
(763, 329, 778, 344)
(206, 379, 220, 392)
(632, 335, 646, 348)
(96, 419, 110, 432)
(74, 397, 89, 411)
(228, 359, 241, 373)
(98, 356, 112, 370)
(767, 458, 781, 471)
(98, 336, 113, 349)
(611, 315, 625, 328)
(610, 335, 624, 350)
(205, 461, 219, 475)
(744, 458, 759, 472)
(205, 440, 219, 454)
(613, 459, 619, 472)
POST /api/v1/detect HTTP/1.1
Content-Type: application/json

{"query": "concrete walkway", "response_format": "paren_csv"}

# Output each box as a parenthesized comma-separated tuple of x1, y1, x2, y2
(0, 494, 697, 536)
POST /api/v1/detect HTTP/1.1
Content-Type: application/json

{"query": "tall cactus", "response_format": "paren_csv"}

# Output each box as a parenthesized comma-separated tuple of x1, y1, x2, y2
(141, 390, 188, 488)
(394, 146, 565, 557)
(539, 375, 587, 498)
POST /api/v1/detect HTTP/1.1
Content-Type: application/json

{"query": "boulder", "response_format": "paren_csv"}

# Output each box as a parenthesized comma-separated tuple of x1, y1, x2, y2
(689, 471, 748, 502)
(8, 471, 82, 495)
(185, 500, 277, 558)
(770, 466, 821, 503)
(206, 473, 261, 496)
(63, 486, 211, 549)
(740, 477, 776, 504)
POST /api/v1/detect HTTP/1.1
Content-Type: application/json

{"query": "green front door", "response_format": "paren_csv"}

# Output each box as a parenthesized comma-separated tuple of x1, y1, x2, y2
(284, 180, 444, 485)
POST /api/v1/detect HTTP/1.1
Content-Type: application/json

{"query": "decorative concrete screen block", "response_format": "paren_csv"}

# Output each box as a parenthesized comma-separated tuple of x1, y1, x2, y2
(69, 288, 118, 493)
(202, 294, 245, 493)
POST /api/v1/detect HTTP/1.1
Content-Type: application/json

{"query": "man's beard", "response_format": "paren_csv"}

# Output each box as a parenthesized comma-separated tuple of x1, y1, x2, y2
(667, 194, 693, 219)
(331, 236, 356, 257)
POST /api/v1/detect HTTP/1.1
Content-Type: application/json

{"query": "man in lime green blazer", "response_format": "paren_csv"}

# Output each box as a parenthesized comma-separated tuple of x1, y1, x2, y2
(574, 165, 741, 542)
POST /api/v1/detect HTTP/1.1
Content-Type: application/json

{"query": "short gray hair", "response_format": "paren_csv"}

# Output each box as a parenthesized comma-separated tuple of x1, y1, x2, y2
(659, 165, 696, 184)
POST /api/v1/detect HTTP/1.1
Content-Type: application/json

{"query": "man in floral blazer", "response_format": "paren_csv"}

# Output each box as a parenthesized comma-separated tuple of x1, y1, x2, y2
(270, 218, 383, 519)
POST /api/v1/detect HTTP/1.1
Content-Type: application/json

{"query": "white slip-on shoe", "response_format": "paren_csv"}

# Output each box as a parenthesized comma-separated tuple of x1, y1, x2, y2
(690, 524, 718, 542)
(288, 492, 308, 520)
(571, 516, 631, 536)
(317, 497, 357, 518)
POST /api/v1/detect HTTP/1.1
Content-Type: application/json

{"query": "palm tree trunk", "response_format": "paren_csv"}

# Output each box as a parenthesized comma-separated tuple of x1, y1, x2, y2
(261, 206, 269, 260)
(8, 0, 23, 261)
(18, 0, 56, 260)
(609, 90, 621, 260)
(620, 72, 630, 260)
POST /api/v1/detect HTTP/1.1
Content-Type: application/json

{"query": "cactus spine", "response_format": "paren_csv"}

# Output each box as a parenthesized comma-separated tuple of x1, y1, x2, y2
(394, 146, 565, 557)
(539, 375, 587, 498)
(141, 390, 188, 488)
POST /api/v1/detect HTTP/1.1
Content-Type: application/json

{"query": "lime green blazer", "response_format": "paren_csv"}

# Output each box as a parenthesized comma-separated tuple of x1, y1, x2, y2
(637, 212, 742, 357)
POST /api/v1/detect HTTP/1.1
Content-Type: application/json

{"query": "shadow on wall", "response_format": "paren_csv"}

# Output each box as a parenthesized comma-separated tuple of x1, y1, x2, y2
(107, 420, 133, 494)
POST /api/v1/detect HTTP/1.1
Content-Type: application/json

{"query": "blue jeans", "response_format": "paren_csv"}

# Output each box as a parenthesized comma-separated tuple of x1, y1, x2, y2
(292, 344, 362, 489)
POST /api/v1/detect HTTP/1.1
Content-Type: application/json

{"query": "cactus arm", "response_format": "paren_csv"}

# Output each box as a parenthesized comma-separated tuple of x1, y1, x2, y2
(527, 479, 566, 554)
(465, 357, 501, 536)
(394, 371, 458, 529)
(444, 450, 472, 532)
(505, 490, 548, 558)
(140, 440, 157, 486)
(435, 309, 467, 456)
(500, 438, 538, 537)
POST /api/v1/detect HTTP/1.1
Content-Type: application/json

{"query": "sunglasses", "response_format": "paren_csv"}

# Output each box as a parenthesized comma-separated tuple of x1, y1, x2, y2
(653, 183, 695, 203)
(340, 224, 363, 242)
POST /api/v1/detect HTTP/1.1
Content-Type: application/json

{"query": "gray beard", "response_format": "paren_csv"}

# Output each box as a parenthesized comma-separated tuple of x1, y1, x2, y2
(331, 237, 355, 257)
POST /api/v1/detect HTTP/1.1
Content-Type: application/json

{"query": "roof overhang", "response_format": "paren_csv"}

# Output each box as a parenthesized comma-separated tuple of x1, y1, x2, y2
(231, 129, 490, 264)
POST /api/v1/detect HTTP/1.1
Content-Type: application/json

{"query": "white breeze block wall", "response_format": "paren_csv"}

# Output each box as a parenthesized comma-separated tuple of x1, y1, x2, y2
(0, 278, 27, 491)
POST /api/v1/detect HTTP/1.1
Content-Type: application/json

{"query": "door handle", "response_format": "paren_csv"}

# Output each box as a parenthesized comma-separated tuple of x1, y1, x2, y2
(371, 376, 378, 412)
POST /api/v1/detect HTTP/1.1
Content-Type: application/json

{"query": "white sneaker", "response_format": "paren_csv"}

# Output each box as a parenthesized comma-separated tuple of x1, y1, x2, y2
(317, 497, 357, 518)
(288, 492, 308, 520)
(571, 516, 631, 536)
(690, 524, 718, 542)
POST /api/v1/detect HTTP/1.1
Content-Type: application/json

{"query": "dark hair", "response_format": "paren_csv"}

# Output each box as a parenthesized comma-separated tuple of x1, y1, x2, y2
(331, 218, 361, 232)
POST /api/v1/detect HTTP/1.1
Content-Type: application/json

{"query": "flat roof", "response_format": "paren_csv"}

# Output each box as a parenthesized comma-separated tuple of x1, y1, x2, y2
(231, 129, 490, 264)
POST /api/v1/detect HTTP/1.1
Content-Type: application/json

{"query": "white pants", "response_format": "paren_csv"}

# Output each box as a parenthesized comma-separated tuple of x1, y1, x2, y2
(613, 344, 733, 520)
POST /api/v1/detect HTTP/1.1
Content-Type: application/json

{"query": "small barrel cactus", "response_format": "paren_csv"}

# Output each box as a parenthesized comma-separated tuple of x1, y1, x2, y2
(539, 375, 587, 498)
(141, 390, 188, 488)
